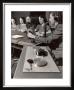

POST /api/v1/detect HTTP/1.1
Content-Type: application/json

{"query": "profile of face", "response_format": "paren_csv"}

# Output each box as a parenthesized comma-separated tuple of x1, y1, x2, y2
(19, 17, 24, 24)
(49, 13, 55, 24)
(50, 13, 54, 19)
(39, 16, 44, 25)
(26, 16, 31, 23)
(11, 18, 15, 25)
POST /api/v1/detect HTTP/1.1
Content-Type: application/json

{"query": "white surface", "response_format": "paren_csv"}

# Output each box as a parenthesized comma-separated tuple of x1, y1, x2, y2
(13, 46, 61, 78)
(3, 3, 71, 87)
(23, 46, 60, 72)
(11, 35, 24, 39)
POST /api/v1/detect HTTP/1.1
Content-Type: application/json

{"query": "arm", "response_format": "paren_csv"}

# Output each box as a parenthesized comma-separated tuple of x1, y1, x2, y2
(35, 25, 39, 32)
(46, 25, 51, 34)
(35, 25, 43, 36)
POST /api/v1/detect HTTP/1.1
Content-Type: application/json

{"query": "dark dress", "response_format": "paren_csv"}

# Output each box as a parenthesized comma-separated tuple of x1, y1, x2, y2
(49, 24, 62, 50)
(26, 22, 35, 34)
(35, 23, 52, 44)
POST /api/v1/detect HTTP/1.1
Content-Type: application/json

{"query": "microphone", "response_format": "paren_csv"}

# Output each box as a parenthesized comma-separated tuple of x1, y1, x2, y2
(44, 22, 48, 37)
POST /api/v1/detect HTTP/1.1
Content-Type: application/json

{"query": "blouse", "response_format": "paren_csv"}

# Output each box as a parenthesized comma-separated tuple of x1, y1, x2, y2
(18, 24, 27, 32)
(11, 24, 17, 31)
(35, 23, 51, 37)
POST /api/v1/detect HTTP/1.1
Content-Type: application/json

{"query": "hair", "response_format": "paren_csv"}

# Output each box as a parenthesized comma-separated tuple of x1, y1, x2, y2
(54, 17, 59, 22)
(19, 17, 25, 23)
(49, 12, 55, 17)
(49, 12, 59, 23)
(11, 17, 17, 24)
(11, 17, 16, 20)
(26, 16, 31, 18)
(39, 15, 47, 23)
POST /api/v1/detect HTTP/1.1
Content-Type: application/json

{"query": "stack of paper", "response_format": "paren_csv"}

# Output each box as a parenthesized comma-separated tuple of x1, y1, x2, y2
(11, 35, 24, 39)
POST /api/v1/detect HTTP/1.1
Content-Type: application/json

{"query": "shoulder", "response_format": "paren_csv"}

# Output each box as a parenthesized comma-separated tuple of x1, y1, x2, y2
(55, 24, 62, 31)
(56, 24, 62, 29)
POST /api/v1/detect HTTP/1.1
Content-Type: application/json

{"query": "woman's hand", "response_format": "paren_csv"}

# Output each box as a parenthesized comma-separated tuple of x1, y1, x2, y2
(46, 30, 51, 34)
(27, 32, 35, 39)
(36, 32, 44, 37)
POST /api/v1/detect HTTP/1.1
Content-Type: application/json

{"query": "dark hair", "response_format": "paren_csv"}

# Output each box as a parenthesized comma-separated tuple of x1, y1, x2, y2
(11, 17, 17, 24)
(19, 17, 25, 23)
(54, 16, 59, 23)
(49, 12, 55, 17)
(11, 17, 16, 20)
(49, 12, 59, 23)
(39, 15, 47, 22)
(26, 16, 31, 18)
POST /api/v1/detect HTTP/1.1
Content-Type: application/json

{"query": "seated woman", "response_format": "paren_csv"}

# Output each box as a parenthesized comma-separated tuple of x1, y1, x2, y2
(27, 13, 57, 40)
(11, 18, 17, 31)
(48, 12, 59, 33)
(18, 17, 27, 32)
(33, 15, 52, 44)
(48, 12, 62, 39)
(25, 16, 35, 34)
(48, 12, 62, 51)
(35, 16, 51, 36)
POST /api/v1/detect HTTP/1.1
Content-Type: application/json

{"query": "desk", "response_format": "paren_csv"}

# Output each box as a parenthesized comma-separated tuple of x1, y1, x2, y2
(14, 46, 62, 78)
(11, 30, 52, 46)
(23, 46, 60, 72)
(12, 30, 62, 78)
(11, 30, 34, 46)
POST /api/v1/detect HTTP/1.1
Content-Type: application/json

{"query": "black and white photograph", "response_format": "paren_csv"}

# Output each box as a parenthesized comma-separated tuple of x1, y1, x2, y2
(11, 11, 63, 78)
(3, 3, 71, 87)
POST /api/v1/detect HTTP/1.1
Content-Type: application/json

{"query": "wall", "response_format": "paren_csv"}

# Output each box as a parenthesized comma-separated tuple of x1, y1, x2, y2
(11, 11, 62, 24)
(11, 11, 30, 24)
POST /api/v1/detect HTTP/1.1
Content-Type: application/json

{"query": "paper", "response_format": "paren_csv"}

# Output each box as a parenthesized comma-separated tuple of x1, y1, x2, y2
(11, 35, 24, 39)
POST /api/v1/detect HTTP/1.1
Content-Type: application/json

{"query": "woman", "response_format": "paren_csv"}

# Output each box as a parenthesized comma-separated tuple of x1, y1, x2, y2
(18, 17, 27, 32)
(35, 15, 51, 37)
(26, 16, 36, 38)
(35, 16, 52, 44)
(11, 18, 17, 31)
(48, 12, 62, 51)
(48, 12, 62, 39)
(48, 12, 58, 32)
(25, 16, 35, 34)
(27, 15, 52, 44)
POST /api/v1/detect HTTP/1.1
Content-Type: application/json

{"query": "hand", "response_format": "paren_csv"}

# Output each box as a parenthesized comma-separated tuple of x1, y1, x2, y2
(27, 32, 35, 39)
(36, 32, 43, 36)
(46, 30, 51, 34)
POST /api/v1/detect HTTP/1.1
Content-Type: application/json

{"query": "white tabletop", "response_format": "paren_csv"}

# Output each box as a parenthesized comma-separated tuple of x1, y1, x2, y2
(23, 46, 60, 72)
(14, 46, 62, 78)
